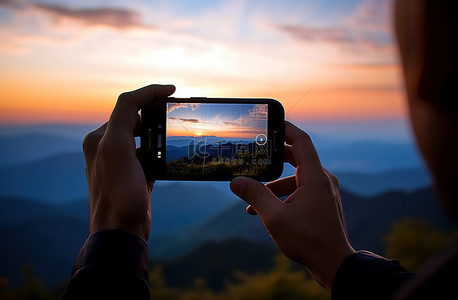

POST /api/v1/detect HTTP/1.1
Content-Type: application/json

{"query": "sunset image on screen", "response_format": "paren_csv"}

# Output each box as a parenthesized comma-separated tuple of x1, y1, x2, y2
(166, 103, 267, 139)
(165, 102, 270, 177)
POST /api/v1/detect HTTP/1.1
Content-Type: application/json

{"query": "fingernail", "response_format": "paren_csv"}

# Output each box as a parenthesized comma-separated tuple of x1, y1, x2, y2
(230, 177, 246, 197)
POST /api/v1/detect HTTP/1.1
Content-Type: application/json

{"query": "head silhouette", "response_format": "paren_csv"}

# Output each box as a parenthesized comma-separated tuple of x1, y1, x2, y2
(395, 0, 458, 221)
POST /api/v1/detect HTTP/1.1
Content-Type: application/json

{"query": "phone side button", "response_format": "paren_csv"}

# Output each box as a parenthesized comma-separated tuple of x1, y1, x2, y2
(273, 131, 279, 151)
(148, 129, 152, 150)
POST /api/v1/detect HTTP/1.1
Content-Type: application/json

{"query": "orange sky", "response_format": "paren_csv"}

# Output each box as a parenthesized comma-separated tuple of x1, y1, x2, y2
(167, 129, 261, 139)
(0, 0, 406, 125)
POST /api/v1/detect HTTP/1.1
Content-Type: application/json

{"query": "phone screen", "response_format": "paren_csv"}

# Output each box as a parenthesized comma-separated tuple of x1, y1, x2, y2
(165, 102, 272, 177)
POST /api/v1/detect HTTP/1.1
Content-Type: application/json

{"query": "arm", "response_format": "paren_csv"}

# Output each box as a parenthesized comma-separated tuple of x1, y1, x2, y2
(62, 230, 150, 299)
(230, 121, 414, 297)
(62, 84, 176, 299)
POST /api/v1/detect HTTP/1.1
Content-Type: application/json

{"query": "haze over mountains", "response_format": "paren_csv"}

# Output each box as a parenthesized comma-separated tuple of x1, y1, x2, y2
(0, 124, 439, 289)
(166, 135, 255, 147)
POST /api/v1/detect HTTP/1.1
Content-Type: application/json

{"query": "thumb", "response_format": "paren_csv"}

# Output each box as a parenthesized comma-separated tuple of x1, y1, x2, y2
(230, 176, 281, 216)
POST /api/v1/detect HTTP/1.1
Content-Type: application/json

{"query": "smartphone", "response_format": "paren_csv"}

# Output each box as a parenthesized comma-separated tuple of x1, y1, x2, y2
(140, 97, 284, 181)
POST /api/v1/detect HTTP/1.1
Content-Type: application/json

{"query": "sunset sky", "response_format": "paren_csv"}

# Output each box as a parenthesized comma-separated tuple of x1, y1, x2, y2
(166, 102, 267, 138)
(0, 0, 406, 130)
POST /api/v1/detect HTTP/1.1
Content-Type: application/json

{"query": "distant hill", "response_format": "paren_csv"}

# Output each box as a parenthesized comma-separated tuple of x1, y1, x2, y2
(151, 186, 455, 259)
(165, 141, 260, 163)
(0, 133, 82, 167)
(149, 181, 239, 236)
(151, 239, 280, 291)
(0, 210, 88, 288)
(335, 167, 431, 196)
(0, 197, 88, 226)
(149, 199, 271, 258)
(341, 187, 455, 252)
(281, 164, 431, 196)
(0, 152, 88, 203)
(315, 140, 423, 173)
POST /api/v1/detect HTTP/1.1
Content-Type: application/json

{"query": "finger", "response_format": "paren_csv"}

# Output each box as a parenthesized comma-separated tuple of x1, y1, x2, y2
(133, 113, 141, 137)
(230, 176, 281, 216)
(246, 205, 257, 215)
(265, 175, 297, 197)
(284, 121, 323, 185)
(284, 144, 296, 166)
(147, 181, 155, 194)
(107, 84, 175, 136)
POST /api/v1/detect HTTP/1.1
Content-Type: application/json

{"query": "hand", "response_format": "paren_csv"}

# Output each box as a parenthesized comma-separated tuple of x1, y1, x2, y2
(230, 121, 355, 290)
(82, 84, 176, 242)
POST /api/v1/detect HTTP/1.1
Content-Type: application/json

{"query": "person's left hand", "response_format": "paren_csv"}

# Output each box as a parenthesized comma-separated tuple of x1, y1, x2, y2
(82, 84, 176, 242)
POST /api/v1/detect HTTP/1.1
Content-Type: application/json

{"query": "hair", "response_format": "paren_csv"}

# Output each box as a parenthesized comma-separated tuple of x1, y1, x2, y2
(419, 0, 458, 111)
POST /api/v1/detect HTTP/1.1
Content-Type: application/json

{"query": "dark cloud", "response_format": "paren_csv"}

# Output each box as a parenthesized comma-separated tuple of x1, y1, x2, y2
(31, 3, 151, 30)
(223, 121, 238, 126)
(179, 118, 199, 123)
(169, 117, 200, 124)
(0, 0, 19, 8)
(275, 24, 392, 52)
(277, 25, 354, 44)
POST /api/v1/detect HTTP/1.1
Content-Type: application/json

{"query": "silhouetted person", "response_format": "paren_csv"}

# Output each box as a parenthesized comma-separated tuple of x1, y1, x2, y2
(62, 0, 458, 299)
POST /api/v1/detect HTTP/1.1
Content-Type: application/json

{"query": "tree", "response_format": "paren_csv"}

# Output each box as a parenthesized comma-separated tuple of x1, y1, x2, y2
(220, 255, 329, 300)
(385, 218, 458, 271)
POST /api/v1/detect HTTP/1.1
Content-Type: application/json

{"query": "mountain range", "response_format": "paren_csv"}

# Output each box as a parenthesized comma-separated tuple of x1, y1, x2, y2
(0, 132, 83, 168)
(0, 128, 441, 290)
(0, 131, 430, 203)
(166, 135, 254, 147)
(0, 129, 424, 174)
(1, 185, 454, 290)
(166, 141, 261, 163)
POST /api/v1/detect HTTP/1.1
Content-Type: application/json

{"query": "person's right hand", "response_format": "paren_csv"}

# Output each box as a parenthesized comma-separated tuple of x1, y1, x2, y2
(230, 121, 355, 291)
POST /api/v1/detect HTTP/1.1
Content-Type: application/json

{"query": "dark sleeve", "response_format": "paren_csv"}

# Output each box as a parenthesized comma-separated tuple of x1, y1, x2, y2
(61, 230, 150, 300)
(331, 251, 415, 300)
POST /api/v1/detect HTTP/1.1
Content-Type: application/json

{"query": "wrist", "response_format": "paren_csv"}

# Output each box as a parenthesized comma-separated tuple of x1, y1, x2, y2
(310, 244, 356, 291)
(90, 220, 150, 243)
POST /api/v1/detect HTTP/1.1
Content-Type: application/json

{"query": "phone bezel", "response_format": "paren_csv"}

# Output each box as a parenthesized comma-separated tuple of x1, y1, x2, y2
(140, 97, 284, 181)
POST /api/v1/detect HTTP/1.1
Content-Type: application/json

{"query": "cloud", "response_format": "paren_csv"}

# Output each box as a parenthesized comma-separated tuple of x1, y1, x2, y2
(274, 0, 393, 54)
(223, 121, 238, 126)
(276, 25, 354, 45)
(167, 103, 200, 113)
(248, 104, 268, 121)
(333, 63, 398, 70)
(168, 117, 200, 124)
(30, 3, 151, 30)
(275, 23, 393, 54)
(348, 0, 390, 32)
(0, 0, 17, 8)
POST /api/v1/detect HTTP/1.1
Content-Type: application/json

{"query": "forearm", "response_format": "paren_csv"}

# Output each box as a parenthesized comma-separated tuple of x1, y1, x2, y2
(62, 230, 150, 300)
